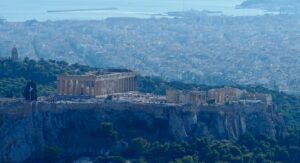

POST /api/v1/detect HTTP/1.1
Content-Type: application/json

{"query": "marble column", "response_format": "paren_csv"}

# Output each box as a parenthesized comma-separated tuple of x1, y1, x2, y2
(77, 80, 81, 95)
(130, 77, 133, 91)
(86, 81, 90, 96)
(69, 80, 73, 95)
(75, 80, 79, 96)
(132, 77, 135, 91)
(102, 80, 105, 95)
(57, 79, 62, 95)
(88, 81, 92, 96)
(121, 78, 124, 92)
(84, 81, 88, 96)
(98, 81, 101, 96)
(86, 81, 89, 96)
(123, 78, 126, 92)
(134, 77, 137, 90)
(127, 78, 130, 91)
(80, 81, 83, 95)
(95, 81, 99, 96)
(113, 80, 116, 94)
(90, 81, 94, 96)
(89, 81, 92, 96)
(99, 81, 103, 95)
(126, 78, 129, 92)
(108, 80, 112, 94)
(117, 79, 121, 93)
(92, 81, 95, 96)
(119, 79, 122, 93)
(72, 80, 76, 96)
(64, 80, 69, 95)
(106, 80, 109, 94)
(80, 80, 84, 96)
(127, 78, 131, 91)
(62, 80, 65, 95)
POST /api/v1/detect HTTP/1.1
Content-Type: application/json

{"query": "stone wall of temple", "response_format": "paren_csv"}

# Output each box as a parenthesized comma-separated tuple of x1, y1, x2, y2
(166, 90, 207, 105)
(208, 87, 245, 105)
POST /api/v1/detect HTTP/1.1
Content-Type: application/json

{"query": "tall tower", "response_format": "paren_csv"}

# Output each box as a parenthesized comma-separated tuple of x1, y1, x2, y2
(11, 46, 18, 61)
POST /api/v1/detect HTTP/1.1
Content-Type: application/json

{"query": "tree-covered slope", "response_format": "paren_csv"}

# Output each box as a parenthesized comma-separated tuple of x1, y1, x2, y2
(0, 58, 96, 97)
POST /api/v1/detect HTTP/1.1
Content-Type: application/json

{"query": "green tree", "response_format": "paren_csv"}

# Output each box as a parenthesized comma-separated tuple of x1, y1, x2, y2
(127, 137, 150, 157)
(43, 146, 64, 162)
(132, 158, 147, 163)
(23, 81, 38, 100)
(93, 122, 119, 141)
(175, 155, 198, 163)
(5, 90, 13, 98)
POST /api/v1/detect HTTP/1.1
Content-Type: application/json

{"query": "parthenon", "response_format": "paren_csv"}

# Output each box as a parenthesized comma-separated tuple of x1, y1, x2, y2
(57, 70, 137, 97)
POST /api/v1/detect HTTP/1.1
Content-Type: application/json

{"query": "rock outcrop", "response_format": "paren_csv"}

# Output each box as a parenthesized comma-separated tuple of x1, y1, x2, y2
(0, 100, 287, 162)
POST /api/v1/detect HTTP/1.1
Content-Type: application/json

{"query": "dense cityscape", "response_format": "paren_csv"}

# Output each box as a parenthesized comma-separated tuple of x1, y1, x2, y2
(1, 13, 300, 94)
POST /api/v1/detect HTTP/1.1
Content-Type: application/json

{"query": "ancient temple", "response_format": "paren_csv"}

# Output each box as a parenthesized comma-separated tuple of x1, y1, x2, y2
(57, 70, 137, 97)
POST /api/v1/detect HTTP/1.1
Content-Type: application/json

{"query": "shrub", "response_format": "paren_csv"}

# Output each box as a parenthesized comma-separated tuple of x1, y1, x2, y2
(43, 146, 64, 162)
(127, 137, 150, 157)
(92, 122, 119, 142)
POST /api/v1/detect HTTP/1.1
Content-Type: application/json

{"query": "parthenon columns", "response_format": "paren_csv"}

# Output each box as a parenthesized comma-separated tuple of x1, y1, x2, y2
(57, 72, 137, 97)
(57, 79, 63, 95)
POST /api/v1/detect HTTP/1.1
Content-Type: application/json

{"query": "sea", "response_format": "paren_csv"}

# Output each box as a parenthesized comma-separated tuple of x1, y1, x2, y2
(0, 0, 269, 22)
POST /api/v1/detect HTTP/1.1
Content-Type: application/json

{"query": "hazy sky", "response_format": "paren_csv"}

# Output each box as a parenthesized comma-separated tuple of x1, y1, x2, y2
(0, 0, 266, 21)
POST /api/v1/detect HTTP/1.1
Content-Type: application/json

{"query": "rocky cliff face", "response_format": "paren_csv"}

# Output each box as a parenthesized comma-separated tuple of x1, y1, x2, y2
(0, 100, 287, 162)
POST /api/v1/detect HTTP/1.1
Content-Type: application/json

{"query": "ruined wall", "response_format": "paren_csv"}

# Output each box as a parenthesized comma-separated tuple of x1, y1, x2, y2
(0, 100, 287, 162)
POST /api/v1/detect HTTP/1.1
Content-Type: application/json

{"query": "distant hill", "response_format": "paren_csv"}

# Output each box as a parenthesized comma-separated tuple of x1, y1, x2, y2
(239, 0, 300, 13)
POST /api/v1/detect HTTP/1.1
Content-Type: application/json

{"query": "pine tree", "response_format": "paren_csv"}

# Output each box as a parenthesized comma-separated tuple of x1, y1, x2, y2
(23, 81, 38, 101)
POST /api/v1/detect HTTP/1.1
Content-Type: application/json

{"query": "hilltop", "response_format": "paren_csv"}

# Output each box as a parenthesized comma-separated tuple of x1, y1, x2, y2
(1, 58, 300, 162)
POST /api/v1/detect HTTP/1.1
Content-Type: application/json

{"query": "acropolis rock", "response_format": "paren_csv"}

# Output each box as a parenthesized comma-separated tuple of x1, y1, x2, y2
(0, 99, 287, 162)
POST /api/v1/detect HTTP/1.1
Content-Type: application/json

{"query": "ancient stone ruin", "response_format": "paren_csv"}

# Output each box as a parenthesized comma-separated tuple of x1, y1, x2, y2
(57, 69, 137, 97)
(166, 87, 272, 106)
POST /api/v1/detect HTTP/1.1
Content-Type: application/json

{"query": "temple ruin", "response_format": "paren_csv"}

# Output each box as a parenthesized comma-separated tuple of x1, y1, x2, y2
(57, 70, 137, 97)
(166, 87, 272, 106)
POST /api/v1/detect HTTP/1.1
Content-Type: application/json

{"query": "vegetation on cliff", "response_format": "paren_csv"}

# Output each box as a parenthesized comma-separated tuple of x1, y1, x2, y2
(0, 58, 96, 97)
(43, 121, 300, 163)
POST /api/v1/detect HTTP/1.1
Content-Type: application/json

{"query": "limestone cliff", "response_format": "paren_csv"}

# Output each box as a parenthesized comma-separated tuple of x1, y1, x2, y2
(0, 100, 287, 162)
